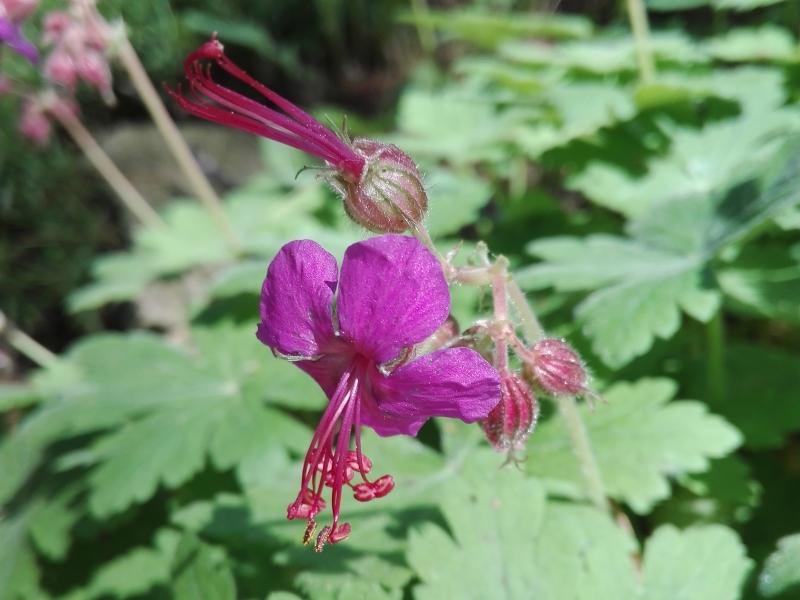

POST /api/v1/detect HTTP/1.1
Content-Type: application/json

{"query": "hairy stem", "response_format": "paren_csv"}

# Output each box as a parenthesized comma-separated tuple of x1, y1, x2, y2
(491, 257, 510, 371)
(507, 280, 546, 342)
(625, 0, 655, 83)
(117, 38, 240, 250)
(0, 310, 59, 368)
(511, 277, 609, 512)
(55, 110, 165, 228)
(556, 395, 610, 512)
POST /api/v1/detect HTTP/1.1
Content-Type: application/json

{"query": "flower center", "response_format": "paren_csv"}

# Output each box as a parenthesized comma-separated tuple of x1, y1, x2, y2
(286, 356, 394, 551)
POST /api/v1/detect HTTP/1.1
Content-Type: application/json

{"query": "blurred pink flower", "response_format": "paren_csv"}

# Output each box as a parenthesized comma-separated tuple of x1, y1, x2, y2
(19, 99, 51, 144)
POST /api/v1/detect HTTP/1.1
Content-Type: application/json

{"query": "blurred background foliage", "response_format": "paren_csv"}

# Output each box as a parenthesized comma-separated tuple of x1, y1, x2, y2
(2, 0, 800, 599)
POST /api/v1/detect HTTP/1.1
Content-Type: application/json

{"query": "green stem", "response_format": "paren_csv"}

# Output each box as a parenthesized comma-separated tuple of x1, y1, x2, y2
(409, 0, 436, 55)
(507, 280, 546, 342)
(556, 395, 610, 512)
(625, 0, 656, 83)
(0, 311, 60, 369)
(706, 310, 726, 406)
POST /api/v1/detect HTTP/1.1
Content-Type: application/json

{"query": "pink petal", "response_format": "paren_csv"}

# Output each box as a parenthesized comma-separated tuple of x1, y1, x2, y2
(337, 235, 449, 364)
(361, 348, 501, 437)
(257, 239, 338, 358)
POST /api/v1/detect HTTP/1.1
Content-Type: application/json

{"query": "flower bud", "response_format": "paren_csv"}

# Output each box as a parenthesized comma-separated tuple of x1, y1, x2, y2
(525, 338, 587, 396)
(42, 11, 70, 44)
(3, 0, 38, 21)
(481, 370, 538, 453)
(339, 139, 428, 233)
(19, 100, 51, 145)
(77, 49, 109, 87)
(44, 49, 77, 88)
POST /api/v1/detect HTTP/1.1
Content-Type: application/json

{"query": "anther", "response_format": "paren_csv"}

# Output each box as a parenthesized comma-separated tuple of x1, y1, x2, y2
(315, 525, 332, 552)
(302, 519, 316, 545)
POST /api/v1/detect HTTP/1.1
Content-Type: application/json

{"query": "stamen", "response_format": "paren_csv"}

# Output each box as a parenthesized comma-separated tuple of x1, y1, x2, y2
(302, 519, 317, 545)
(314, 525, 331, 553)
(287, 359, 395, 549)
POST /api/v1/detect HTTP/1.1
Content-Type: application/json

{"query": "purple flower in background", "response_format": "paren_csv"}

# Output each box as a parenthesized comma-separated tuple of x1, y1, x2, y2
(0, 16, 37, 64)
(259, 234, 500, 550)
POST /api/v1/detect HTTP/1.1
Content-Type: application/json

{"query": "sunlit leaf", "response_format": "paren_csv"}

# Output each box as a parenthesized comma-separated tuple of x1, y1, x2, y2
(407, 472, 638, 599)
(527, 379, 741, 513)
(399, 8, 591, 48)
(758, 533, 800, 597)
(641, 525, 752, 599)
(706, 26, 797, 62)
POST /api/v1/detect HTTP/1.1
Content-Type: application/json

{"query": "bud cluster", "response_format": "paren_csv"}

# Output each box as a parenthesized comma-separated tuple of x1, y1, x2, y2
(1, 0, 37, 21)
(42, 0, 115, 103)
(443, 252, 593, 460)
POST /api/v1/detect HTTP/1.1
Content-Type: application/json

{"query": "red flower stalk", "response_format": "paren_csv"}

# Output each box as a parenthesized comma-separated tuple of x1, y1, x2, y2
(169, 36, 428, 233)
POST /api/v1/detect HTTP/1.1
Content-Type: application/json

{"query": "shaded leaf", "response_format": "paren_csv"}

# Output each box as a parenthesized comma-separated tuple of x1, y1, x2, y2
(172, 533, 236, 600)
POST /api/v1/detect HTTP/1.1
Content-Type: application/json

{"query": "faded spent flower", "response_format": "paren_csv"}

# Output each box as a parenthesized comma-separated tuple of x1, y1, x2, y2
(258, 234, 500, 550)
(170, 36, 427, 234)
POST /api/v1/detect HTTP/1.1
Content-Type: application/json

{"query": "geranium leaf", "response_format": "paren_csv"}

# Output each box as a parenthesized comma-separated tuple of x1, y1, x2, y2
(172, 533, 236, 600)
(526, 379, 742, 513)
(407, 471, 638, 599)
(641, 525, 752, 600)
(758, 533, 800, 597)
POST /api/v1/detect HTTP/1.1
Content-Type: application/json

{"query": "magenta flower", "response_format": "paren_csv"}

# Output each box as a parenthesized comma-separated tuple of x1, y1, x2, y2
(0, 9, 38, 64)
(259, 234, 500, 550)
(170, 36, 428, 234)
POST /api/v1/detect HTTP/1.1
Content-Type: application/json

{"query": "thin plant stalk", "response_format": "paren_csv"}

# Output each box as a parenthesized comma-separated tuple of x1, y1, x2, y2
(556, 395, 610, 512)
(625, 0, 655, 83)
(490, 257, 510, 372)
(0, 310, 59, 368)
(507, 280, 546, 342)
(509, 277, 609, 512)
(409, 0, 436, 55)
(55, 109, 165, 228)
(116, 38, 240, 250)
(706, 310, 726, 406)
